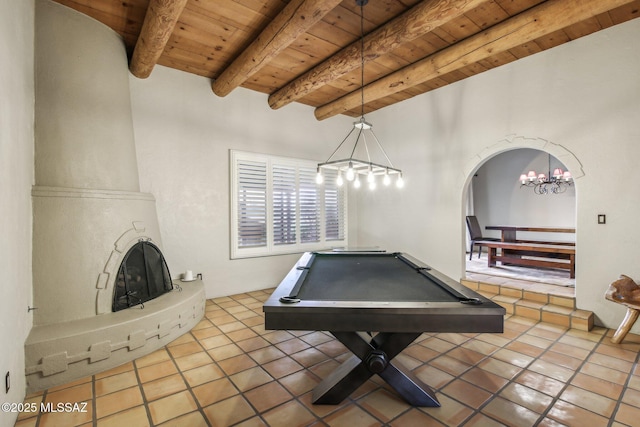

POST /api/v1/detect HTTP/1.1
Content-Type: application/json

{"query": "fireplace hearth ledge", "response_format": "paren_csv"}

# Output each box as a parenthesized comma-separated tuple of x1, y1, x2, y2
(24, 279, 205, 393)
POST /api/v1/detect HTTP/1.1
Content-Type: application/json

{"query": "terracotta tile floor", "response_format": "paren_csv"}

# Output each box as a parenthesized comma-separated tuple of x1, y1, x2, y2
(15, 289, 640, 427)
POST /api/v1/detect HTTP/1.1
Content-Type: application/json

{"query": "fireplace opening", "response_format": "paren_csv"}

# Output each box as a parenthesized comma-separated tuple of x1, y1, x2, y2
(113, 240, 173, 312)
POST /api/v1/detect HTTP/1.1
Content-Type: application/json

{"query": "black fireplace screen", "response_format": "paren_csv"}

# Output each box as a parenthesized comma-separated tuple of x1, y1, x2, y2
(113, 240, 173, 311)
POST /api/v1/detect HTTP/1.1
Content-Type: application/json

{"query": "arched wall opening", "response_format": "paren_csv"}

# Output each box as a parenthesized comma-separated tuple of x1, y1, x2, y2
(460, 136, 583, 287)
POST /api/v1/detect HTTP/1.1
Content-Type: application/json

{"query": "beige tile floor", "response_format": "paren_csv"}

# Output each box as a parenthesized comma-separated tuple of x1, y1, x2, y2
(14, 288, 640, 427)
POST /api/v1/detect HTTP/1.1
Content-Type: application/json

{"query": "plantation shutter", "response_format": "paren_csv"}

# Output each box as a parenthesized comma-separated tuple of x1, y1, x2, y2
(231, 150, 347, 258)
(236, 159, 267, 248)
(299, 166, 321, 243)
(272, 164, 297, 245)
(324, 169, 345, 241)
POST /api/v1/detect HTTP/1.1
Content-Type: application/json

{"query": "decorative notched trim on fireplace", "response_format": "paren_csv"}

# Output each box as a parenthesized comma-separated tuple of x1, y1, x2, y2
(95, 221, 157, 315)
(25, 283, 206, 392)
(113, 240, 173, 311)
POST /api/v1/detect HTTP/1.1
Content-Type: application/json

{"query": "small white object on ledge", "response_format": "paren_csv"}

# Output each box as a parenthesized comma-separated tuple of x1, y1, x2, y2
(182, 270, 195, 282)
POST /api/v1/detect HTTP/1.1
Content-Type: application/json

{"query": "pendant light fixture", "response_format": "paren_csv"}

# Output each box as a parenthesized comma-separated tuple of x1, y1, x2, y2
(519, 153, 573, 195)
(315, 0, 404, 190)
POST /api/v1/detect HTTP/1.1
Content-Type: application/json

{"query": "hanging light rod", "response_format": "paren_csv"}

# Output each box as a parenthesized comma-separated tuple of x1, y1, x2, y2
(315, 0, 403, 191)
(318, 159, 401, 176)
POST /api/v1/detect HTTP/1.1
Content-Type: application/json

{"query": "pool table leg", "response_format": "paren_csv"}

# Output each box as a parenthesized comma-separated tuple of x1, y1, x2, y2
(378, 360, 439, 406)
(311, 354, 374, 404)
(312, 331, 440, 407)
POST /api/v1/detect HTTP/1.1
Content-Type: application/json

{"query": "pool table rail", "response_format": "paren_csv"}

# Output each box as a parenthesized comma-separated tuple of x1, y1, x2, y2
(263, 251, 505, 333)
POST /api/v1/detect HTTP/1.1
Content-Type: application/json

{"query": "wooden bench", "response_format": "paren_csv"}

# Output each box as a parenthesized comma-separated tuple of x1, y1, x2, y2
(475, 240, 576, 278)
(510, 240, 575, 246)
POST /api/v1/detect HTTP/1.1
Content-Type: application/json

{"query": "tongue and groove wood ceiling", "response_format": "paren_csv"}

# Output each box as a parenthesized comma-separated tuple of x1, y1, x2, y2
(53, 0, 639, 119)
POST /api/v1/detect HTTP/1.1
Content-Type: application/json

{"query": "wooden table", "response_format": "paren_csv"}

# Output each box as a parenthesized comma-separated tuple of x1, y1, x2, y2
(485, 225, 575, 243)
(478, 240, 576, 278)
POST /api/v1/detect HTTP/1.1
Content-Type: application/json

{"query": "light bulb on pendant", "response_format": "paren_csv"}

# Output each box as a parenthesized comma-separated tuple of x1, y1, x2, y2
(367, 165, 375, 184)
(353, 175, 361, 189)
(336, 171, 344, 187)
(315, 167, 323, 185)
(368, 181, 376, 190)
(346, 162, 355, 181)
(396, 173, 404, 189)
(383, 169, 391, 186)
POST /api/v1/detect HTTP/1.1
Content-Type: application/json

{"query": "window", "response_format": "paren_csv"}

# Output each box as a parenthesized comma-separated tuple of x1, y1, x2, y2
(231, 150, 347, 258)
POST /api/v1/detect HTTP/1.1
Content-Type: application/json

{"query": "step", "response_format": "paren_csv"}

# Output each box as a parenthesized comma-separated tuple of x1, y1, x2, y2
(461, 278, 594, 331)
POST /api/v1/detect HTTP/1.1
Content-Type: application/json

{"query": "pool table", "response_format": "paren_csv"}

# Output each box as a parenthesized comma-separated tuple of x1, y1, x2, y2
(263, 251, 505, 407)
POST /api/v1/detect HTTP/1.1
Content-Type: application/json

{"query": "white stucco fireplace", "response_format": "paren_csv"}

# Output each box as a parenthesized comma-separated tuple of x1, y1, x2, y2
(25, 0, 205, 392)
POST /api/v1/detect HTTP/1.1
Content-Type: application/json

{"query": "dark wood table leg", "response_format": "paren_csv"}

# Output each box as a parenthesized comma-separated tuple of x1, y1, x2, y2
(569, 254, 575, 278)
(312, 331, 439, 406)
(488, 247, 497, 266)
(501, 229, 517, 260)
(502, 229, 517, 242)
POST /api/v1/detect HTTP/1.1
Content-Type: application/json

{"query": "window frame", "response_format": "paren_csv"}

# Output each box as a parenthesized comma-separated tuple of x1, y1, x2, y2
(230, 150, 348, 259)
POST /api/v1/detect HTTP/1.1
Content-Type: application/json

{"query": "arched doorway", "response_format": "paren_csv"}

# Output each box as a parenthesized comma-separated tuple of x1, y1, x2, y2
(462, 136, 582, 291)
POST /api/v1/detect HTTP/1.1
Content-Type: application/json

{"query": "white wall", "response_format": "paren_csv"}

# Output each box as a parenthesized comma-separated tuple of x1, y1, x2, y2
(129, 67, 356, 298)
(356, 18, 640, 331)
(0, 1, 34, 426)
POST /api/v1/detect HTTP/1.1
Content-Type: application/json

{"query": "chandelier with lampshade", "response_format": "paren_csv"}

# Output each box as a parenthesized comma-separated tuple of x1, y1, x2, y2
(519, 153, 573, 195)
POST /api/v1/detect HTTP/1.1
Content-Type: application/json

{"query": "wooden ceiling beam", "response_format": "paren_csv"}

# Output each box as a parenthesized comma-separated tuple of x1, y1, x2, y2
(211, 0, 343, 97)
(314, 0, 637, 120)
(268, 0, 488, 110)
(129, 0, 188, 79)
